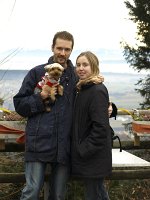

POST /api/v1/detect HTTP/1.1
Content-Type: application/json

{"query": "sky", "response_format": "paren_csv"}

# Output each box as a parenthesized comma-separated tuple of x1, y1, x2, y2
(0, 0, 147, 74)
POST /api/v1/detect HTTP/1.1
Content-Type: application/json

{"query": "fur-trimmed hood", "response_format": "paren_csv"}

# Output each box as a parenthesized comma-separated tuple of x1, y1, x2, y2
(76, 75, 104, 90)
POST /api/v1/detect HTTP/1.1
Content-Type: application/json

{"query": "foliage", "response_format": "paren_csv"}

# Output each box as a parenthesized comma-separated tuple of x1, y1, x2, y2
(118, 108, 150, 121)
(0, 98, 4, 106)
(132, 109, 150, 121)
(135, 75, 150, 109)
(122, 0, 150, 109)
(0, 111, 26, 123)
(1, 150, 150, 199)
(107, 179, 150, 200)
(132, 113, 150, 121)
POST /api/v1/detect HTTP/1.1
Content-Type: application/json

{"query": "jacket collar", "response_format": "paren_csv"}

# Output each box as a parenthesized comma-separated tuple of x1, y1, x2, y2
(48, 56, 74, 68)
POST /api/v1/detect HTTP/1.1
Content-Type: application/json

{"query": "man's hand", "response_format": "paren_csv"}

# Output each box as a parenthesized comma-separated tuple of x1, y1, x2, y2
(40, 84, 49, 99)
(40, 85, 58, 100)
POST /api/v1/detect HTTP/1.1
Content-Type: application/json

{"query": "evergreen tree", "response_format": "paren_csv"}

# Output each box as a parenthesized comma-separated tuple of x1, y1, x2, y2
(122, 0, 150, 109)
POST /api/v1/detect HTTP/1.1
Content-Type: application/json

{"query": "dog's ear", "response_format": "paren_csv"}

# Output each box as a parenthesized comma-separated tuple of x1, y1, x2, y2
(44, 65, 49, 71)
(53, 63, 64, 72)
(57, 64, 64, 72)
(44, 64, 51, 71)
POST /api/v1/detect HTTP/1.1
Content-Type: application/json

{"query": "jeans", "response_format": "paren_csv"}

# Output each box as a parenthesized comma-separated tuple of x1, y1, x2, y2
(84, 178, 110, 200)
(20, 162, 69, 200)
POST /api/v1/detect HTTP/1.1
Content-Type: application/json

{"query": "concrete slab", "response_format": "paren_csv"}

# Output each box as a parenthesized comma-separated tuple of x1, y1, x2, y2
(112, 148, 150, 168)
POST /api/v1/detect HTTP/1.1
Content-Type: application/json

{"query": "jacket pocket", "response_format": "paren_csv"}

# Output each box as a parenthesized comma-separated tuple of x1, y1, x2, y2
(26, 134, 56, 152)
(78, 139, 106, 159)
(26, 114, 54, 136)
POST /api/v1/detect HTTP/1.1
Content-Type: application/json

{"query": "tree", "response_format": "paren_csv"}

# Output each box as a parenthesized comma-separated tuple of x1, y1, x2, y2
(122, 0, 150, 109)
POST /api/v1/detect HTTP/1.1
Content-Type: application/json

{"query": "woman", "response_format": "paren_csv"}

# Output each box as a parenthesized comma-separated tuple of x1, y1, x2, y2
(71, 51, 112, 200)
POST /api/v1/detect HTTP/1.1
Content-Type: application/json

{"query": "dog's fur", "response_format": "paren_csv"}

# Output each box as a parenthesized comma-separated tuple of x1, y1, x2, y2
(43, 63, 64, 100)
(35, 63, 64, 111)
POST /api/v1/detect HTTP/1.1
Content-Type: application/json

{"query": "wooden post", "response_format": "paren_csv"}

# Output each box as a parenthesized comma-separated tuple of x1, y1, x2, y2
(0, 139, 5, 150)
(134, 133, 140, 146)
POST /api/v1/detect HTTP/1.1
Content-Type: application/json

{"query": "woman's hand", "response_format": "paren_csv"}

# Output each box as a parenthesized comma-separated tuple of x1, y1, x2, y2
(108, 102, 113, 117)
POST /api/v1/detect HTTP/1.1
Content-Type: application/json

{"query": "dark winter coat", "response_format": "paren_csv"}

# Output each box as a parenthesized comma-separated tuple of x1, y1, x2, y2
(13, 57, 77, 164)
(71, 83, 112, 178)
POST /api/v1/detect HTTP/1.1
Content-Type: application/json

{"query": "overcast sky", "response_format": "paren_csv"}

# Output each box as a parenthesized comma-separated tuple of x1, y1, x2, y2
(0, 0, 144, 74)
(0, 0, 138, 50)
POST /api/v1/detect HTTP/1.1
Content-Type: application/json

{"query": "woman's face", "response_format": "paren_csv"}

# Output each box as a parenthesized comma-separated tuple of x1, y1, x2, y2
(76, 56, 92, 80)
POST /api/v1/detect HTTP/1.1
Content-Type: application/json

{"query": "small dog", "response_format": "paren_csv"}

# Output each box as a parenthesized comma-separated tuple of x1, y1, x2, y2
(35, 63, 64, 111)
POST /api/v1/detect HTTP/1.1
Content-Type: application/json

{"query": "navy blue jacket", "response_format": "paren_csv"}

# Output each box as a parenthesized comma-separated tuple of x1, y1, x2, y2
(13, 57, 77, 164)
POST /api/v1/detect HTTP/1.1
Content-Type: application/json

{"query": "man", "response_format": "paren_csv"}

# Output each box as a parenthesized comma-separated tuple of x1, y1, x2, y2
(13, 31, 77, 200)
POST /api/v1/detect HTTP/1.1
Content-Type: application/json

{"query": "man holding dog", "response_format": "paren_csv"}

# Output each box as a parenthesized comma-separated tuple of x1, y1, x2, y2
(13, 31, 77, 200)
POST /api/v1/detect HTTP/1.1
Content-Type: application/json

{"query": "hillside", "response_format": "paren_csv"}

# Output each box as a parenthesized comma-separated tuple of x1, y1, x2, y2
(0, 70, 146, 110)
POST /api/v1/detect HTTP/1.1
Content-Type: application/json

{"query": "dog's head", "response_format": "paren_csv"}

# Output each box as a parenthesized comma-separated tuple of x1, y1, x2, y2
(44, 63, 64, 80)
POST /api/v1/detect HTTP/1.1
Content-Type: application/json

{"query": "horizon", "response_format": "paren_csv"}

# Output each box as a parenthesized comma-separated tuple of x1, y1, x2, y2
(0, 70, 145, 110)
(0, 48, 148, 75)
(0, 68, 147, 77)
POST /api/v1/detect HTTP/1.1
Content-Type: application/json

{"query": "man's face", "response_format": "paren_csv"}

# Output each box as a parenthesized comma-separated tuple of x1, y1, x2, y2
(52, 38, 73, 68)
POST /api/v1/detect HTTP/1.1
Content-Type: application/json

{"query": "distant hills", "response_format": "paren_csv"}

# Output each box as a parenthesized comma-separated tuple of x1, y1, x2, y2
(0, 70, 146, 110)
(1, 48, 147, 74)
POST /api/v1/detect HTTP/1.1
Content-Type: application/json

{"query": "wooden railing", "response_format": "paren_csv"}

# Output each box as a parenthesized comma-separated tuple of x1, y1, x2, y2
(1, 168, 150, 184)
(1, 148, 150, 183)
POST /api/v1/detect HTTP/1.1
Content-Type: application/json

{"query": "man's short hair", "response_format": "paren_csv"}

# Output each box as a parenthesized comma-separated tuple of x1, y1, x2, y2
(52, 31, 74, 49)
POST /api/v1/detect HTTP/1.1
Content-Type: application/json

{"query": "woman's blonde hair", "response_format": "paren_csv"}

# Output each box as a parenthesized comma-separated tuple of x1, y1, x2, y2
(76, 51, 100, 76)
(76, 51, 104, 89)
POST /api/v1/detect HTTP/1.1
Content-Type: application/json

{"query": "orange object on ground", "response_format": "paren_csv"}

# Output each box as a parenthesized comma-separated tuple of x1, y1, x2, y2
(0, 124, 25, 143)
(132, 121, 150, 133)
(16, 133, 25, 143)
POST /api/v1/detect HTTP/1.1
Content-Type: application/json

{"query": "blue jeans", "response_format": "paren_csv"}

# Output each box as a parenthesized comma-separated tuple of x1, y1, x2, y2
(20, 162, 69, 200)
(84, 178, 110, 200)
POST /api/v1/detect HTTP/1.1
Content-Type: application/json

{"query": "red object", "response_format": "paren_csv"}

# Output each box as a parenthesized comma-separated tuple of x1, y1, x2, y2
(132, 121, 150, 133)
(0, 124, 25, 143)
(16, 133, 25, 144)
